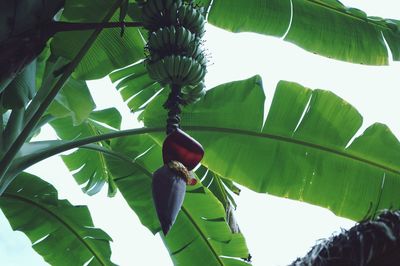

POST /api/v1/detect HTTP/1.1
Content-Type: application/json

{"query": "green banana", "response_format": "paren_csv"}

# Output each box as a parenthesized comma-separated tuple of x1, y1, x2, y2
(172, 55, 179, 82)
(182, 82, 206, 104)
(165, 56, 175, 80)
(155, 28, 164, 49)
(177, 5, 187, 25)
(157, 60, 169, 83)
(190, 87, 206, 103)
(192, 67, 206, 85)
(147, 0, 160, 18)
(157, 27, 165, 47)
(175, 56, 184, 84)
(186, 8, 199, 29)
(179, 57, 192, 81)
(144, 0, 207, 104)
(186, 30, 196, 48)
(195, 52, 207, 67)
(148, 32, 159, 50)
(180, 27, 190, 48)
(187, 7, 198, 27)
(183, 59, 199, 84)
(167, 2, 178, 24)
(141, 4, 157, 22)
(164, 0, 174, 10)
(169, 26, 176, 47)
(161, 27, 169, 47)
(192, 81, 205, 94)
(154, 0, 165, 12)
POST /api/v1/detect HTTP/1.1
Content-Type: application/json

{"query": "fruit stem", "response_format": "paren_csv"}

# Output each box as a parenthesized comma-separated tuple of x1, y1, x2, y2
(164, 84, 182, 135)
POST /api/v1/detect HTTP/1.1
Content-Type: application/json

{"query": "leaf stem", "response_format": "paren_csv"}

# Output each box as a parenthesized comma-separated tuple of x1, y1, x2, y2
(0, 0, 124, 185)
(2, 108, 24, 152)
(50, 21, 143, 33)
(9, 125, 400, 186)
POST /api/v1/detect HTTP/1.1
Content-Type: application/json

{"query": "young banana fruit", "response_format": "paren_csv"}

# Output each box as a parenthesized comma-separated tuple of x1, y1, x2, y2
(141, 0, 207, 103)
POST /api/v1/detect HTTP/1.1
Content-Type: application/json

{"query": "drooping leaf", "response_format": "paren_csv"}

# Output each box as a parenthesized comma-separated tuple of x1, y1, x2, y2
(51, 0, 145, 80)
(50, 108, 122, 196)
(48, 77, 96, 125)
(2, 127, 162, 195)
(109, 61, 163, 113)
(8, 132, 251, 265)
(199, 166, 238, 211)
(208, 0, 400, 65)
(0, 172, 115, 266)
(199, 166, 240, 233)
(2, 60, 36, 109)
(141, 76, 400, 222)
(106, 135, 252, 265)
(2, 108, 24, 152)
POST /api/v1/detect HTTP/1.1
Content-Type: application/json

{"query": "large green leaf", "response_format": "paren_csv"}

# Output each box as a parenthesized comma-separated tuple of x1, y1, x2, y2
(50, 108, 122, 196)
(141, 76, 400, 221)
(110, 61, 163, 113)
(1, 127, 164, 194)
(106, 135, 252, 265)
(51, 0, 145, 80)
(1, 60, 36, 109)
(7, 131, 251, 265)
(48, 77, 96, 125)
(0, 172, 115, 266)
(208, 0, 400, 65)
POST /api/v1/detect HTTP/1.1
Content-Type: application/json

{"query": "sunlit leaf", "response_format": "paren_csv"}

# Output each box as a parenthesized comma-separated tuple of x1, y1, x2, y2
(208, 0, 400, 64)
(110, 61, 163, 113)
(107, 135, 252, 265)
(50, 108, 121, 196)
(0, 172, 115, 266)
(51, 0, 145, 80)
(141, 76, 400, 221)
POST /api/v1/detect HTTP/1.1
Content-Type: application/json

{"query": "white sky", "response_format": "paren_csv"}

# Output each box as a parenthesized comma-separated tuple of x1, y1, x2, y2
(1, 1, 400, 265)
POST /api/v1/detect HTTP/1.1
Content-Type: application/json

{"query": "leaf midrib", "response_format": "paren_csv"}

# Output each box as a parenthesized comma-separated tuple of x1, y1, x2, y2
(87, 122, 110, 182)
(302, 0, 389, 31)
(184, 126, 400, 176)
(17, 125, 400, 183)
(16, 124, 398, 265)
(2, 193, 108, 266)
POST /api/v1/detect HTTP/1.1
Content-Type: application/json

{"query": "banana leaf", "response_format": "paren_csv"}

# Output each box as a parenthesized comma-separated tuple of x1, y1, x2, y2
(47, 77, 96, 126)
(33, 50, 96, 126)
(106, 134, 252, 265)
(5, 131, 253, 265)
(50, 108, 122, 196)
(0, 172, 115, 266)
(141, 76, 400, 222)
(208, 0, 400, 65)
(51, 0, 145, 80)
(1, 60, 36, 109)
(110, 61, 163, 113)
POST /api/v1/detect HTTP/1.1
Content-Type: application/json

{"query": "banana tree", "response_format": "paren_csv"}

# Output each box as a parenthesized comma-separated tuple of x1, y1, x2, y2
(1, 0, 399, 265)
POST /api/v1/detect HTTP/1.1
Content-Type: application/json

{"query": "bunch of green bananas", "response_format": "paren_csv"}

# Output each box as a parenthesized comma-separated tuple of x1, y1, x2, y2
(139, 0, 207, 104)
